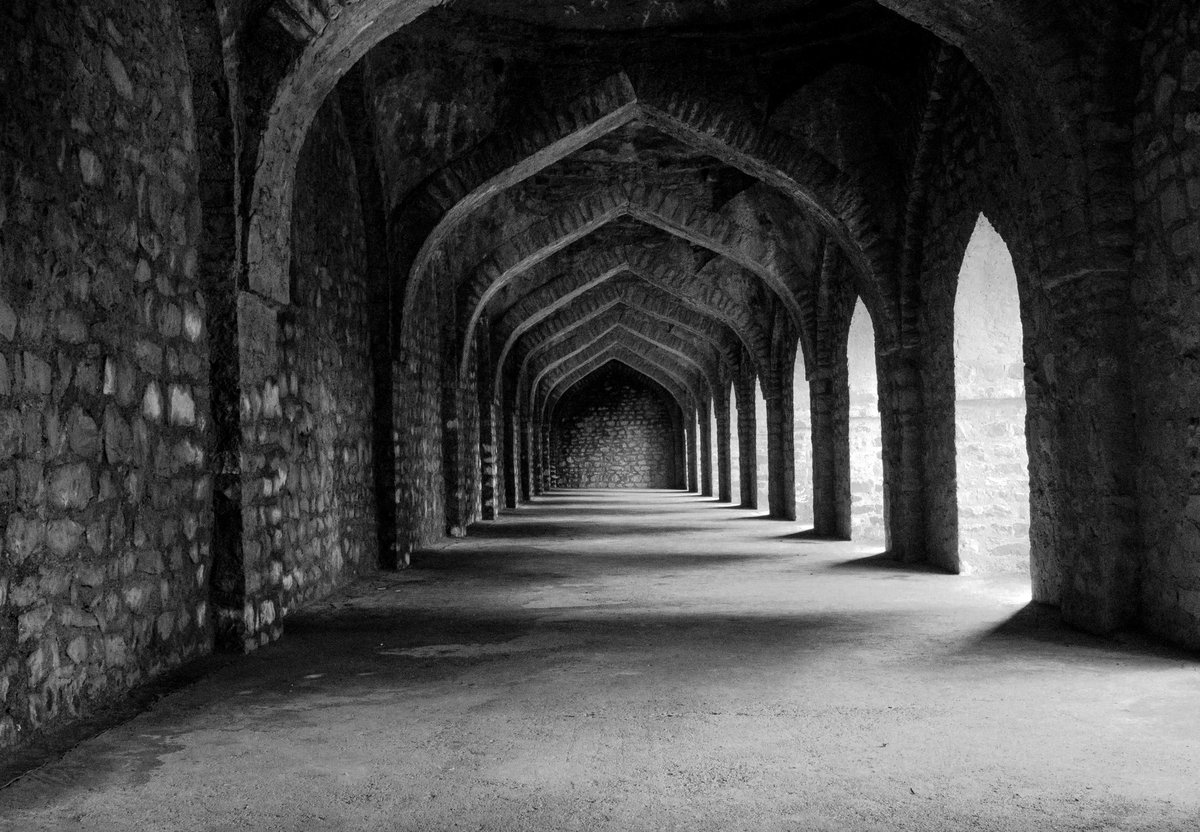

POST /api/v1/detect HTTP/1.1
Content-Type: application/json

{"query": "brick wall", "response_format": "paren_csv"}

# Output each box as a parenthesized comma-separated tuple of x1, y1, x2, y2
(551, 365, 680, 489)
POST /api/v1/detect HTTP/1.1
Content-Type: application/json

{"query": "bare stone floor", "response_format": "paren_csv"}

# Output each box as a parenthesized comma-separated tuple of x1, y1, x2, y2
(2, 490, 1199, 832)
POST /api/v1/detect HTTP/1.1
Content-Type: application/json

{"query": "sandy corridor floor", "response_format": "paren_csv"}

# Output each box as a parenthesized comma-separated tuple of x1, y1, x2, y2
(2, 489, 1198, 831)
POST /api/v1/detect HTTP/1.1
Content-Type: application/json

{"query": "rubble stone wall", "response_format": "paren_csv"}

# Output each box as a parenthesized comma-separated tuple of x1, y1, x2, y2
(0, 0, 211, 748)
(551, 366, 679, 489)
(278, 94, 377, 613)
(1133, 0, 1200, 648)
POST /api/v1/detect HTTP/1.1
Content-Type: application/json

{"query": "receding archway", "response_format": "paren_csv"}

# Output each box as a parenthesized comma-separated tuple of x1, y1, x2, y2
(954, 214, 1030, 574)
(729, 382, 742, 503)
(754, 378, 769, 512)
(793, 348, 814, 526)
(708, 399, 720, 500)
(847, 299, 885, 546)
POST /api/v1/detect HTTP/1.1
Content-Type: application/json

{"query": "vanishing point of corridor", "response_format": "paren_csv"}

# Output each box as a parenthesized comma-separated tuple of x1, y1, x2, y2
(3, 492, 1198, 832)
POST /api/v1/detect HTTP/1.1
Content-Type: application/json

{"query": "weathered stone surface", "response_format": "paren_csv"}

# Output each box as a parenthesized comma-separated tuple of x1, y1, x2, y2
(551, 364, 679, 489)
(0, 0, 211, 754)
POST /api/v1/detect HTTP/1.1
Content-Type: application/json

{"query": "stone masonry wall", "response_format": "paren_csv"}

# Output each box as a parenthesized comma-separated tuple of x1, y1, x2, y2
(278, 94, 377, 614)
(1133, 0, 1200, 648)
(394, 277, 446, 555)
(551, 366, 679, 489)
(235, 92, 377, 650)
(912, 52, 1058, 588)
(0, 0, 210, 748)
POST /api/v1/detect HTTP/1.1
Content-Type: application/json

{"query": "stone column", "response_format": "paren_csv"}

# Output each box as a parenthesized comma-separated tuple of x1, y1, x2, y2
(734, 369, 758, 509)
(531, 415, 543, 496)
(877, 347, 926, 562)
(541, 421, 554, 492)
(714, 388, 733, 502)
(476, 327, 498, 521)
(520, 410, 533, 501)
(811, 368, 851, 538)
(1047, 275, 1137, 633)
(502, 392, 518, 509)
(440, 354, 469, 537)
(671, 405, 687, 489)
(699, 397, 714, 497)
(765, 381, 796, 521)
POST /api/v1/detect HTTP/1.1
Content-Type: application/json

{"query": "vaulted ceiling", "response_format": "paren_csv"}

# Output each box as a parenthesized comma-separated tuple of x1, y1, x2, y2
(273, 0, 938, 416)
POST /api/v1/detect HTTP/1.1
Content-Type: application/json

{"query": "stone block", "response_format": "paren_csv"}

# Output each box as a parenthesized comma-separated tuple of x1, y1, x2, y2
(66, 636, 89, 664)
(18, 605, 54, 642)
(143, 383, 163, 421)
(79, 149, 104, 187)
(56, 310, 87, 344)
(67, 407, 101, 459)
(0, 299, 16, 341)
(47, 518, 84, 556)
(135, 340, 163, 374)
(48, 462, 93, 510)
(238, 292, 279, 386)
(103, 407, 133, 464)
(168, 385, 195, 426)
(23, 353, 52, 396)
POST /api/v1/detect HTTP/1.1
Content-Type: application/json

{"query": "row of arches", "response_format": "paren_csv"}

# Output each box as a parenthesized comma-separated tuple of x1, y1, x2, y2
(572, 215, 1028, 578)
(185, 0, 1179, 654)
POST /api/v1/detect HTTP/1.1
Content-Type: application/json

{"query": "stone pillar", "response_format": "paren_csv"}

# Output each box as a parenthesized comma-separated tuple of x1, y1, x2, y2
(734, 369, 758, 509)
(440, 358, 468, 537)
(476, 327, 498, 521)
(503, 393, 518, 509)
(685, 406, 699, 492)
(699, 397, 714, 497)
(765, 382, 796, 521)
(811, 368, 851, 538)
(541, 421, 553, 492)
(715, 388, 733, 502)
(877, 348, 926, 562)
(520, 411, 533, 501)
(531, 415, 543, 496)
(1047, 276, 1137, 633)
(671, 405, 687, 489)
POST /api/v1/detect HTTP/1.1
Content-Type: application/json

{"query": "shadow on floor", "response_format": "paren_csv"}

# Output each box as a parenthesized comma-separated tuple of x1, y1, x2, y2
(411, 549, 776, 577)
(822, 552, 944, 574)
(777, 528, 841, 543)
(961, 602, 1200, 665)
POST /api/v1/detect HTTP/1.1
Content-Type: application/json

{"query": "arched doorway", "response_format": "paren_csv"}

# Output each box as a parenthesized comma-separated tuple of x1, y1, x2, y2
(954, 214, 1030, 574)
(847, 299, 884, 546)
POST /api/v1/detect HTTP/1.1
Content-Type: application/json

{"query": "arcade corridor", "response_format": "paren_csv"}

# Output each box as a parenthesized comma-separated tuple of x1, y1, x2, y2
(2, 491, 1198, 831)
